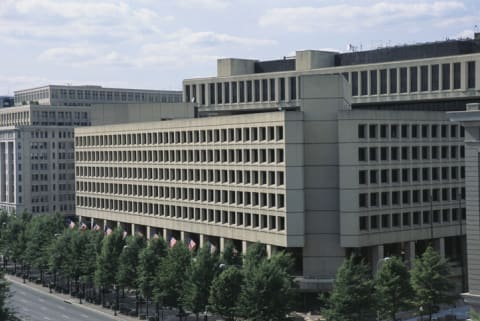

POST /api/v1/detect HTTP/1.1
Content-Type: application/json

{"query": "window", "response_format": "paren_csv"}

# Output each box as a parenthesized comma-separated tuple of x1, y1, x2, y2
(361, 71, 368, 95)
(351, 72, 358, 96)
(431, 64, 439, 91)
(358, 124, 366, 138)
(359, 217, 368, 230)
(359, 193, 368, 207)
(390, 68, 397, 93)
(400, 67, 407, 93)
(453, 63, 461, 89)
(410, 66, 418, 92)
(468, 61, 476, 89)
(442, 63, 450, 90)
(420, 65, 428, 91)
(370, 70, 377, 95)
(380, 69, 387, 94)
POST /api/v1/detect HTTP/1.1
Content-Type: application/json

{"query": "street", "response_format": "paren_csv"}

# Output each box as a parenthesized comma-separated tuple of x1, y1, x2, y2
(9, 281, 120, 321)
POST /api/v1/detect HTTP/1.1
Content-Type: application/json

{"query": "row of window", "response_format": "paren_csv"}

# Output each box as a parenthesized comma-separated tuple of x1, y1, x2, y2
(77, 197, 286, 232)
(358, 145, 464, 162)
(75, 126, 285, 147)
(359, 166, 465, 185)
(16, 89, 181, 104)
(358, 123, 464, 139)
(359, 187, 465, 208)
(76, 182, 286, 209)
(76, 148, 285, 164)
(76, 167, 285, 186)
(185, 78, 297, 105)
(359, 207, 465, 231)
(347, 61, 476, 97)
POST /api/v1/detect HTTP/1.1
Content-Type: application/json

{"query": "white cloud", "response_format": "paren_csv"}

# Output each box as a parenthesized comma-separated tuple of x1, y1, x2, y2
(175, 0, 229, 10)
(259, 1, 466, 32)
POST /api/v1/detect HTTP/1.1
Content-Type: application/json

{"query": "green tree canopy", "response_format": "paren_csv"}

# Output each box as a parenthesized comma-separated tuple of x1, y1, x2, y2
(209, 266, 243, 321)
(182, 245, 219, 319)
(94, 228, 126, 289)
(0, 272, 16, 320)
(137, 237, 167, 300)
(375, 256, 413, 321)
(154, 242, 191, 309)
(117, 235, 146, 290)
(324, 256, 375, 321)
(238, 252, 296, 321)
(410, 246, 455, 321)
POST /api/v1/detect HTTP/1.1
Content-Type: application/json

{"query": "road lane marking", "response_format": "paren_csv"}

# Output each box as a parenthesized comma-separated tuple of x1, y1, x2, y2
(61, 314, 70, 319)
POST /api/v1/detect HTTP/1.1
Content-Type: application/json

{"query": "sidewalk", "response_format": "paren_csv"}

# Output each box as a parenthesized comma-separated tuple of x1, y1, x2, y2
(6, 274, 138, 321)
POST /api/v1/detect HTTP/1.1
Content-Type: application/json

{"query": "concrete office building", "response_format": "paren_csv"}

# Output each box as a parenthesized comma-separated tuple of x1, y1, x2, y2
(0, 85, 183, 216)
(75, 36, 480, 289)
(448, 104, 480, 310)
(14, 85, 182, 107)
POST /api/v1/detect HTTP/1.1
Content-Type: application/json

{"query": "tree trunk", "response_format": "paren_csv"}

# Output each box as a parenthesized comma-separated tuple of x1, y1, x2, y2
(135, 290, 139, 315)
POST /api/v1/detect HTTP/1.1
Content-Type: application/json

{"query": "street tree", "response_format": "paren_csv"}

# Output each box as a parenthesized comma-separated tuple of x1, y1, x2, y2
(209, 266, 243, 321)
(323, 256, 375, 321)
(94, 228, 125, 304)
(238, 252, 296, 321)
(24, 214, 63, 282)
(137, 237, 165, 317)
(374, 256, 413, 321)
(410, 246, 455, 321)
(182, 245, 219, 320)
(155, 242, 191, 317)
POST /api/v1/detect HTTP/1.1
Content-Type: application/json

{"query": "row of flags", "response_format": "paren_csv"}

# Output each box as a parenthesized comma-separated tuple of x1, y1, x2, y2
(67, 220, 221, 253)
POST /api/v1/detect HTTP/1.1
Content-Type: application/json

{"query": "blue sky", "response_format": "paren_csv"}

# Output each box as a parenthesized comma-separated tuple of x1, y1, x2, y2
(1, 0, 479, 93)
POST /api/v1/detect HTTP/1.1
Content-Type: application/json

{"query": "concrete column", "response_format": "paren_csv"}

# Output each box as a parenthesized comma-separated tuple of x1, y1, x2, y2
(220, 237, 225, 252)
(267, 78, 271, 101)
(131, 223, 135, 236)
(266, 244, 272, 258)
(387, 69, 391, 94)
(372, 244, 384, 274)
(117, 221, 121, 228)
(275, 78, 280, 102)
(236, 81, 240, 103)
(404, 241, 415, 268)
(199, 234, 205, 248)
(434, 237, 446, 259)
(228, 82, 233, 104)
(285, 76, 290, 102)
(163, 228, 168, 240)
(428, 64, 432, 91)
(146, 226, 151, 240)
(407, 67, 411, 92)
(242, 240, 248, 254)
(450, 63, 454, 91)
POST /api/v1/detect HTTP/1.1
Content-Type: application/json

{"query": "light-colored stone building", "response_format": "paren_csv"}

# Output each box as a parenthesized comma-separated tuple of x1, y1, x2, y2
(0, 85, 184, 216)
(76, 37, 480, 290)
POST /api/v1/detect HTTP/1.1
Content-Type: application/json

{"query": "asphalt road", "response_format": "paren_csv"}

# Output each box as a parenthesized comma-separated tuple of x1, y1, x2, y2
(9, 281, 120, 321)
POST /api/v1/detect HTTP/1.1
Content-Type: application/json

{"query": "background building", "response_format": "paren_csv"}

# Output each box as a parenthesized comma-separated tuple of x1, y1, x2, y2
(76, 37, 480, 290)
(0, 85, 183, 216)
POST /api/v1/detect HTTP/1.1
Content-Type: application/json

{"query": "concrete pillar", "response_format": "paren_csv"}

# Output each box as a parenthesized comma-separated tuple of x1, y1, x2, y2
(163, 228, 168, 240)
(275, 78, 280, 102)
(434, 237, 446, 259)
(404, 241, 415, 268)
(220, 237, 225, 252)
(199, 234, 205, 248)
(117, 221, 121, 228)
(372, 244, 384, 274)
(131, 223, 135, 236)
(242, 240, 248, 254)
(266, 244, 272, 258)
(103, 219, 107, 230)
(146, 226, 151, 240)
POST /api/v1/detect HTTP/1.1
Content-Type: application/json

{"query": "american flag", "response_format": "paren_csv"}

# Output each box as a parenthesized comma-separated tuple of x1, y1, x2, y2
(122, 230, 128, 239)
(68, 220, 75, 229)
(93, 223, 101, 231)
(152, 233, 159, 240)
(169, 236, 177, 248)
(80, 222, 87, 230)
(188, 239, 197, 251)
